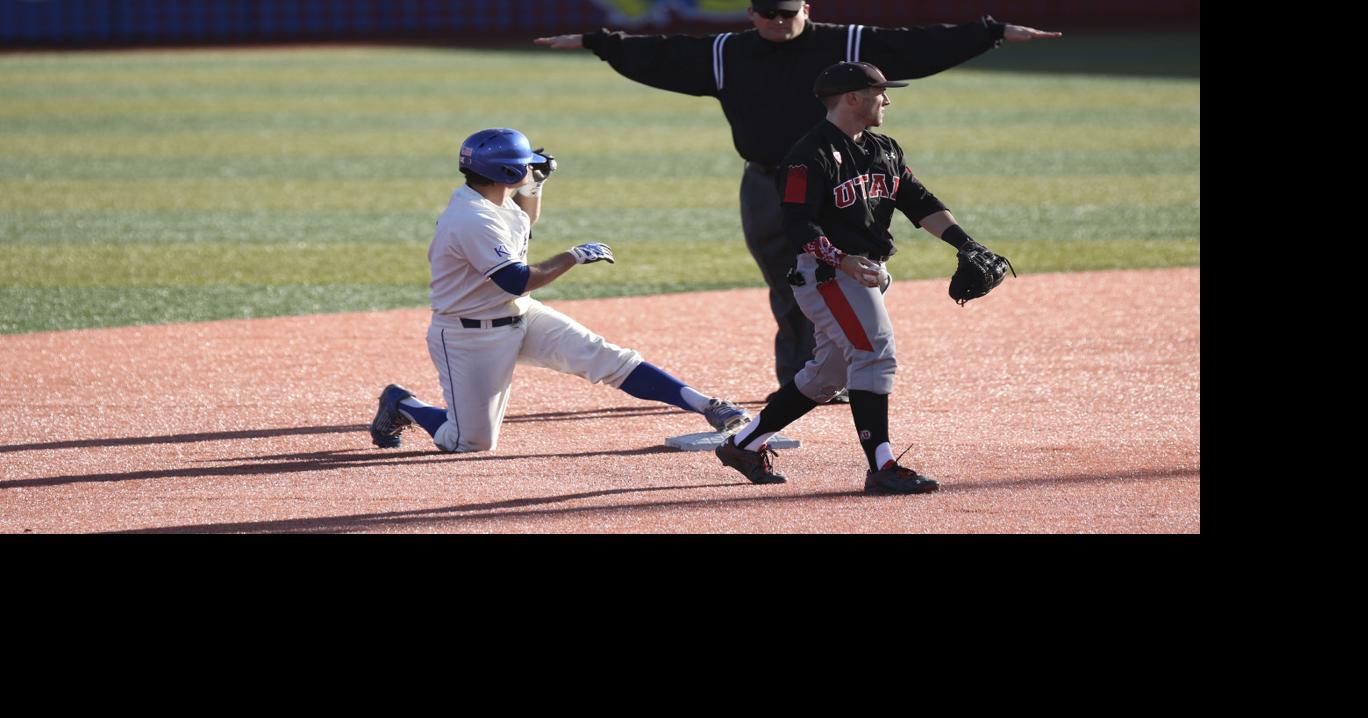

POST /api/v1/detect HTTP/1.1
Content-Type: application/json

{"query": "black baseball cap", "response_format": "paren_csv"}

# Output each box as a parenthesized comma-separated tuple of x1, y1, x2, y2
(813, 61, 909, 98)
(752, 1, 805, 11)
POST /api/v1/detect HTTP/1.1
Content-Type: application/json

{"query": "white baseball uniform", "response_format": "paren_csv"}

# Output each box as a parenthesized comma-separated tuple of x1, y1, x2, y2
(424, 185, 642, 453)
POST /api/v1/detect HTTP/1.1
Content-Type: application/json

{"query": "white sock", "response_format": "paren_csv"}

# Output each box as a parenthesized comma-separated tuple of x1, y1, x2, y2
(875, 442, 895, 470)
(744, 431, 777, 450)
(731, 415, 773, 451)
(680, 386, 711, 413)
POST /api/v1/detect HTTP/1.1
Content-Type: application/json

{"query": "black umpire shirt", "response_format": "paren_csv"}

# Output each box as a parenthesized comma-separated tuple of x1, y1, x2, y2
(583, 18, 1005, 167)
(778, 120, 947, 261)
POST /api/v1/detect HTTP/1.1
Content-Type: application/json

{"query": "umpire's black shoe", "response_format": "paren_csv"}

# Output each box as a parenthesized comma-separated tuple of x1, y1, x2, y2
(716, 437, 787, 485)
(864, 464, 940, 495)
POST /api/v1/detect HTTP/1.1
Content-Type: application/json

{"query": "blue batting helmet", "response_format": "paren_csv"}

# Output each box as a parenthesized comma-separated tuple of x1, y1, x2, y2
(458, 128, 546, 184)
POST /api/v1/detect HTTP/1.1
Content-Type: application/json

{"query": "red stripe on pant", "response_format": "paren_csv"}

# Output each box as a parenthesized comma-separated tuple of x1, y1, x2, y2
(816, 279, 874, 352)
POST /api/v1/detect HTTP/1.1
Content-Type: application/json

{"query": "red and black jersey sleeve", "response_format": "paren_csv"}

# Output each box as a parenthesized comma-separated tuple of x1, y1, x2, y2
(777, 145, 837, 258)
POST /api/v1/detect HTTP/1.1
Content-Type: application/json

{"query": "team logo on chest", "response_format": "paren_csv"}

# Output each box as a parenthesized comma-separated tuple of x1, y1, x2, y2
(832, 173, 899, 209)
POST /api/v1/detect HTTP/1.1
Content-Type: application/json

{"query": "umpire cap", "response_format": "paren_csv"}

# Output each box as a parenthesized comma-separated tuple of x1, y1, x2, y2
(813, 61, 909, 98)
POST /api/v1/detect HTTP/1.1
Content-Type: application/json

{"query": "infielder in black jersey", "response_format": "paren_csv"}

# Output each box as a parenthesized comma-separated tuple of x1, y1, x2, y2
(535, 2, 1059, 403)
(716, 61, 1007, 495)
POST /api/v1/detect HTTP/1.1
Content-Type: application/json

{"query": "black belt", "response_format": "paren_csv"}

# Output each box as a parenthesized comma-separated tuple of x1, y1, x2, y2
(460, 315, 522, 329)
(748, 162, 778, 175)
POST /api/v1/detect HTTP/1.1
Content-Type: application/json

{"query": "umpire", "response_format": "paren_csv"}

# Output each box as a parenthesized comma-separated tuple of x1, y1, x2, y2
(536, 2, 1059, 402)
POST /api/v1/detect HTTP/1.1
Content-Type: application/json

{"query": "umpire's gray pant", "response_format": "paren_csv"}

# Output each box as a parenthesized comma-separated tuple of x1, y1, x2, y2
(740, 162, 816, 389)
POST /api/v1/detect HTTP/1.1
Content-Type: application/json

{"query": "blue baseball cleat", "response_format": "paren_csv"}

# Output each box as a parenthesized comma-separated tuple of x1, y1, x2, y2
(703, 398, 752, 433)
(370, 384, 414, 448)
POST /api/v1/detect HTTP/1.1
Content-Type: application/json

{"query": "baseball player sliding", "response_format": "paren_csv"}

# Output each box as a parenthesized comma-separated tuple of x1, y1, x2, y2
(716, 61, 1012, 494)
(369, 128, 750, 453)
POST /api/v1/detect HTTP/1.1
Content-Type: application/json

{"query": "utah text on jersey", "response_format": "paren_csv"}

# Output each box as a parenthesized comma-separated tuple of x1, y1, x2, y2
(833, 173, 900, 208)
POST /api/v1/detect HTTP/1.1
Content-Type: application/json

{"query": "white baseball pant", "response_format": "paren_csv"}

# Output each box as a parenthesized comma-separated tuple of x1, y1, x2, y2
(426, 298, 643, 453)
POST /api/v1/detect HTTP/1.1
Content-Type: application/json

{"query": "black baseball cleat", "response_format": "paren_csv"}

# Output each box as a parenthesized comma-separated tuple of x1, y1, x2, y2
(715, 437, 787, 484)
(370, 384, 414, 449)
(864, 464, 940, 495)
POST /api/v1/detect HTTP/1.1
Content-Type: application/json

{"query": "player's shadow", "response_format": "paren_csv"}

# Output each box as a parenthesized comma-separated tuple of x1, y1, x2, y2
(107, 482, 747, 534)
(102, 465, 1198, 533)
(0, 445, 680, 491)
(0, 403, 752, 457)
(502, 405, 684, 423)
(204, 444, 676, 464)
(0, 424, 367, 454)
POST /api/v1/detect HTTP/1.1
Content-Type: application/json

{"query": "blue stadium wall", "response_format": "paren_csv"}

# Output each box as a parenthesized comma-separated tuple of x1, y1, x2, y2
(1, 1, 1199, 48)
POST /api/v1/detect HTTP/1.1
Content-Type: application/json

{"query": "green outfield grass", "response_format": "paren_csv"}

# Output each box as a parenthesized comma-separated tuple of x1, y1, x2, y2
(0, 34, 1199, 334)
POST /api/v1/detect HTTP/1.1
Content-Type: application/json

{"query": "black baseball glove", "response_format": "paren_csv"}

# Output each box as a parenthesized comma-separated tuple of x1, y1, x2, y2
(530, 148, 557, 182)
(949, 241, 1016, 306)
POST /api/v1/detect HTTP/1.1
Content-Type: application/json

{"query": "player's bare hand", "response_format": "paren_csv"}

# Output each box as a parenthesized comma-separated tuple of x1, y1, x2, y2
(570, 243, 615, 264)
(534, 34, 585, 49)
(840, 255, 882, 288)
(1003, 24, 1062, 42)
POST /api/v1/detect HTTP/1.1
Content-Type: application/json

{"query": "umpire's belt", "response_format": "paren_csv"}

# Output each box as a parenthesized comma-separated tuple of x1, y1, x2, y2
(459, 316, 523, 329)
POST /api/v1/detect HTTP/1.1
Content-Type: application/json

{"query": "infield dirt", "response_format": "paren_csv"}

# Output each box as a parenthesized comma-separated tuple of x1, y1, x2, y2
(0, 268, 1199, 533)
